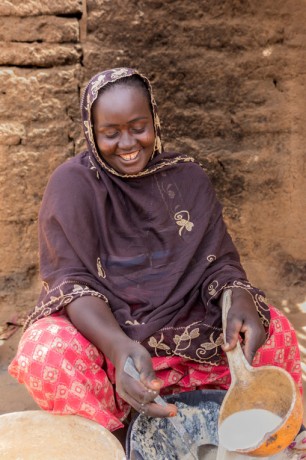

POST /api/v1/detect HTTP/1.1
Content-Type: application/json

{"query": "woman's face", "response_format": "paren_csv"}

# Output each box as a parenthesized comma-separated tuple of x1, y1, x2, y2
(92, 84, 155, 175)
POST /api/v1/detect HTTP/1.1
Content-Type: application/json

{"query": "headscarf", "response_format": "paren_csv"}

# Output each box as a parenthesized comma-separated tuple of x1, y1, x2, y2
(25, 68, 270, 364)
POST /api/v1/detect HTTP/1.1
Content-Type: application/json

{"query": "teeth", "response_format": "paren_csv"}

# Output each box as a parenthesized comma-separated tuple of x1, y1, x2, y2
(120, 151, 139, 161)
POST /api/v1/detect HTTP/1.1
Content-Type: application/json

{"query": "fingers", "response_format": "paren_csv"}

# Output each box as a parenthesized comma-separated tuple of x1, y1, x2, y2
(222, 290, 267, 363)
(138, 402, 177, 418)
(137, 362, 162, 392)
(118, 351, 164, 412)
(123, 375, 159, 404)
(242, 325, 266, 364)
(242, 328, 256, 364)
(222, 320, 263, 364)
(122, 383, 177, 418)
(130, 355, 163, 394)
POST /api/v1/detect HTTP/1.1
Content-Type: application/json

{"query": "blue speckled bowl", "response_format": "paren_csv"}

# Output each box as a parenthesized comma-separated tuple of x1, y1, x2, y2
(126, 389, 226, 460)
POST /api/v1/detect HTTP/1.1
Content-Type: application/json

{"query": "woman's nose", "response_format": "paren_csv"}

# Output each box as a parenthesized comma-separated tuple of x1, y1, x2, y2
(118, 130, 136, 150)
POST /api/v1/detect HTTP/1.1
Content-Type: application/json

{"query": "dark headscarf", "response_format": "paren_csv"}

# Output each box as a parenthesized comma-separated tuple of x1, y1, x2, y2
(25, 68, 270, 364)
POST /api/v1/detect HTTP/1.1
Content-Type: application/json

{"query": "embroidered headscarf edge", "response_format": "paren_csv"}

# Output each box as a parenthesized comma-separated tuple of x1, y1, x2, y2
(80, 67, 165, 179)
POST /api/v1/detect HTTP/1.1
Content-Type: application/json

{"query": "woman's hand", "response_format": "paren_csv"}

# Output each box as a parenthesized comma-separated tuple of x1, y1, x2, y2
(112, 339, 177, 418)
(221, 288, 267, 363)
(66, 296, 177, 419)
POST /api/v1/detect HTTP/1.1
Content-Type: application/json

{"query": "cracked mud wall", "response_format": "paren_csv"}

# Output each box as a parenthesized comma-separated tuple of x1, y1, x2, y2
(0, 0, 305, 322)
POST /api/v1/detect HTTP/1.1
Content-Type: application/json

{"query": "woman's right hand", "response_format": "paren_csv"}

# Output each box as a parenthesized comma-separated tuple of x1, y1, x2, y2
(112, 339, 177, 418)
(66, 296, 177, 418)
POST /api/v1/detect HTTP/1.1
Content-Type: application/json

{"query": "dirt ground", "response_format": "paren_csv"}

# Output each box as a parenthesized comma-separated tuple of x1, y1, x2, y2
(1, 305, 305, 422)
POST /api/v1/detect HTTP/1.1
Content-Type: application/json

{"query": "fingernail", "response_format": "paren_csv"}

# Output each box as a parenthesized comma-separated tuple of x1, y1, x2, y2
(167, 404, 177, 417)
(151, 379, 161, 389)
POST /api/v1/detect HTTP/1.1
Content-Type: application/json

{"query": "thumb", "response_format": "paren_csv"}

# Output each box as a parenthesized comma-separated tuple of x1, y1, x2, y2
(242, 330, 257, 364)
(222, 317, 241, 351)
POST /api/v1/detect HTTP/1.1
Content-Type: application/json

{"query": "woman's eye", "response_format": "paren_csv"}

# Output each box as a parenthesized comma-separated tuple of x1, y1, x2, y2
(104, 131, 118, 139)
(131, 127, 145, 134)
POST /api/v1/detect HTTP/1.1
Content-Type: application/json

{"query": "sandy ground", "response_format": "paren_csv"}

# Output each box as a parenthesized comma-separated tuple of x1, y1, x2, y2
(0, 331, 39, 414)
(0, 309, 305, 421)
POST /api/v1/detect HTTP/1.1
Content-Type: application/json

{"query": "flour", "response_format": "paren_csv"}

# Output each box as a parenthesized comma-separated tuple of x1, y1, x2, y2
(198, 443, 218, 460)
(216, 445, 242, 460)
(218, 409, 282, 451)
(129, 400, 221, 459)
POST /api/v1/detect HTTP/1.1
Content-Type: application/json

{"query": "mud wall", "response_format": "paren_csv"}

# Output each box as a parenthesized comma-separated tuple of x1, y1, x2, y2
(0, 0, 305, 321)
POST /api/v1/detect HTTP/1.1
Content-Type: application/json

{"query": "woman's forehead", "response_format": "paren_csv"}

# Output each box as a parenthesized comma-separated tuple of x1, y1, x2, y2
(93, 85, 152, 125)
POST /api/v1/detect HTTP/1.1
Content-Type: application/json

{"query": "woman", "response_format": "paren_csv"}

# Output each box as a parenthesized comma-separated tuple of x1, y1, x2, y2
(9, 68, 302, 435)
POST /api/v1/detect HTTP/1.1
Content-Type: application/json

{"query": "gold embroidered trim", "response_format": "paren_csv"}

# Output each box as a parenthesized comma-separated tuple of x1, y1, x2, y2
(173, 326, 200, 352)
(24, 281, 109, 331)
(208, 280, 219, 296)
(225, 281, 270, 327)
(148, 333, 171, 355)
(125, 320, 144, 325)
(88, 156, 100, 179)
(206, 279, 270, 327)
(196, 333, 224, 361)
(42, 281, 50, 292)
(174, 210, 194, 236)
(97, 257, 106, 278)
(145, 279, 270, 364)
(147, 323, 223, 364)
(87, 153, 195, 179)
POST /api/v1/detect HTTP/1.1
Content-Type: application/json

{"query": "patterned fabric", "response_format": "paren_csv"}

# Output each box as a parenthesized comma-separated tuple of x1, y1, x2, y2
(289, 430, 306, 458)
(8, 306, 302, 432)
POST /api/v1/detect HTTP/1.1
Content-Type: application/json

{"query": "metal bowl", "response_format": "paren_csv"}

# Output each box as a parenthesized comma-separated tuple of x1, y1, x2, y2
(126, 389, 226, 460)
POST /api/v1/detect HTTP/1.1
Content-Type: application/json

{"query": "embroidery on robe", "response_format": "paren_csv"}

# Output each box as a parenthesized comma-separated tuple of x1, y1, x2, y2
(196, 333, 223, 361)
(97, 257, 106, 279)
(42, 281, 50, 293)
(125, 320, 144, 326)
(148, 334, 171, 356)
(208, 280, 219, 296)
(24, 282, 108, 331)
(88, 156, 100, 179)
(173, 327, 200, 352)
(174, 210, 194, 236)
(147, 325, 224, 363)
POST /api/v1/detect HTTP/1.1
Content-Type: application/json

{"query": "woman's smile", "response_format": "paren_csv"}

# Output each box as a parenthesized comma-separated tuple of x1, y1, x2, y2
(118, 150, 140, 162)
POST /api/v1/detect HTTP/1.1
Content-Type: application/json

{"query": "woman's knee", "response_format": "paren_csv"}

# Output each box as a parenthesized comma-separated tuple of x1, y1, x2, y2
(9, 314, 102, 384)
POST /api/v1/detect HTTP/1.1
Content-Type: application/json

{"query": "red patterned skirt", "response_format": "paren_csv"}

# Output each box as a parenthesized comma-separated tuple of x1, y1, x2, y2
(8, 307, 302, 431)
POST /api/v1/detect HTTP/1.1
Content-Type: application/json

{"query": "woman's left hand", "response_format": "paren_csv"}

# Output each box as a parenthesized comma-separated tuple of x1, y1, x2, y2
(221, 287, 267, 364)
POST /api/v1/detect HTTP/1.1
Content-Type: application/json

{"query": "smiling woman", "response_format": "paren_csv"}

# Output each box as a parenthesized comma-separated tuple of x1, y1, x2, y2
(92, 77, 155, 175)
(8, 68, 303, 449)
